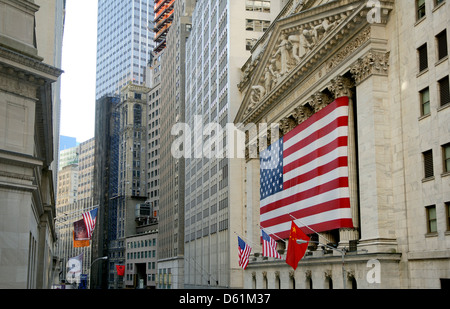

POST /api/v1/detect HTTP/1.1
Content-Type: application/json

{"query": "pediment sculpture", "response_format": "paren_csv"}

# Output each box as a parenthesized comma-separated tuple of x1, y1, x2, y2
(247, 13, 347, 112)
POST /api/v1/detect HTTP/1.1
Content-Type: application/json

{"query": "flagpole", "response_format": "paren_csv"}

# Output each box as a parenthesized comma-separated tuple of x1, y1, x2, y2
(257, 224, 287, 244)
(233, 232, 261, 251)
(288, 214, 333, 244)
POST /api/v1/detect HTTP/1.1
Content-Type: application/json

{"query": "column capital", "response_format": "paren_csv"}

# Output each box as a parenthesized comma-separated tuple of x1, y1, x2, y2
(328, 75, 355, 99)
(350, 50, 390, 85)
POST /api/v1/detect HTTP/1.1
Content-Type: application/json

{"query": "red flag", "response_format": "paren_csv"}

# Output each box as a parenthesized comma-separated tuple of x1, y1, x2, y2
(286, 221, 310, 270)
(116, 265, 125, 276)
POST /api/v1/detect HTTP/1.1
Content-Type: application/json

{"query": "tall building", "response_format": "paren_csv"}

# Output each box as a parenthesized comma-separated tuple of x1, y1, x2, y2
(158, 0, 195, 289)
(153, 0, 175, 54)
(234, 0, 450, 289)
(183, 0, 287, 289)
(0, 0, 64, 288)
(102, 84, 150, 289)
(96, 0, 155, 100)
(92, 95, 121, 289)
(146, 54, 161, 229)
(54, 138, 96, 286)
(94, 0, 156, 288)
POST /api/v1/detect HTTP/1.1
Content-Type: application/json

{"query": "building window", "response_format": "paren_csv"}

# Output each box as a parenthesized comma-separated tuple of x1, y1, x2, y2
(443, 143, 450, 173)
(418, 44, 428, 72)
(423, 150, 434, 179)
(436, 30, 448, 61)
(246, 19, 271, 32)
(435, 0, 445, 7)
(245, 0, 271, 12)
(438, 76, 449, 106)
(246, 38, 257, 51)
(417, 0, 426, 20)
(426, 205, 437, 233)
(420, 87, 430, 116)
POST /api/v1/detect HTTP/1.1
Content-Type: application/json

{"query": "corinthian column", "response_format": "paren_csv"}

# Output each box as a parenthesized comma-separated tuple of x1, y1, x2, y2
(328, 76, 360, 249)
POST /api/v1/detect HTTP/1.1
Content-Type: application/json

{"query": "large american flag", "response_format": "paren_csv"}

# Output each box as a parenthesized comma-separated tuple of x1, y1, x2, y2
(82, 208, 98, 239)
(238, 236, 252, 270)
(260, 97, 354, 239)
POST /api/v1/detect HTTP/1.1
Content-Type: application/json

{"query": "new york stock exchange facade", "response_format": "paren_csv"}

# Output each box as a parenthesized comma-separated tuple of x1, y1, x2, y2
(234, 0, 450, 289)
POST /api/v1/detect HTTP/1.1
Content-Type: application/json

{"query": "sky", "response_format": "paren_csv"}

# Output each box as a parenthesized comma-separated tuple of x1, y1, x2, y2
(60, 0, 98, 144)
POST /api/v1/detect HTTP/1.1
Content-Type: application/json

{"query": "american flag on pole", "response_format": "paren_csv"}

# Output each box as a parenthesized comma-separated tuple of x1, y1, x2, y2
(238, 236, 252, 270)
(261, 229, 282, 259)
(260, 97, 354, 239)
(82, 208, 98, 239)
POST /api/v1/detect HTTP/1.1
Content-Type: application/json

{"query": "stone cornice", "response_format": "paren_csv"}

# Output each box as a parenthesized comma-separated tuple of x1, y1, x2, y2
(0, 45, 63, 82)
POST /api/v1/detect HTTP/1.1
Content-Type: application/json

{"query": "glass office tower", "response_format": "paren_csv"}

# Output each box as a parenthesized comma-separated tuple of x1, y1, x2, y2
(96, 0, 155, 100)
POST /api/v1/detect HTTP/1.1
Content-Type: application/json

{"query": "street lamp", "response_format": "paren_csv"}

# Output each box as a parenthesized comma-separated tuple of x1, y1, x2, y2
(90, 256, 108, 289)
(296, 239, 347, 289)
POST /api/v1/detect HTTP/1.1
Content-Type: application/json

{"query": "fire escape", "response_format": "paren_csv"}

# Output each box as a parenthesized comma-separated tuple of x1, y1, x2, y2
(153, 0, 175, 54)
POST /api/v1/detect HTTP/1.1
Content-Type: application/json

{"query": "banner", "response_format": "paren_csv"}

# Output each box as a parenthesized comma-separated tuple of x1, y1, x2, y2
(67, 254, 83, 284)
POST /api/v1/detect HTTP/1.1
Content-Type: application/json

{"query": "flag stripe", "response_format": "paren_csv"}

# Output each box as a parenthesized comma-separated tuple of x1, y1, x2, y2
(273, 218, 354, 240)
(266, 208, 353, 237)
(283, 99, 350, 145)
(261, 166, 350, 210)
(283, 116, 349, 161)
(262, 197, 351, 228)
(283, 135, 349, 176)
(284, 156, 349, 190)
(260, 97, 353, 237)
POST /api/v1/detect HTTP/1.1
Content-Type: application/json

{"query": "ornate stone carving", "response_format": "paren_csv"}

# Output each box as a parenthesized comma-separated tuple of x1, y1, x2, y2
(328, 76, 354, 99)
(246, 12, 347, 108)
(289, 270, 295, 279)
(325, 27, 371, 73)
(350, 50, 390, 85)
(293, 104, 314, 124)
(309, 92, 333, 113)
(279, 116, 297, 136)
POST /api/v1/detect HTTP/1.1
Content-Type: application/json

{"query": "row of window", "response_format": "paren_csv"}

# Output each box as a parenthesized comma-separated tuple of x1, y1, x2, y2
(127, 238, 156, 249)
(419, 76, 449, 116)
(417, 26, 449, 115)
(425, 203, 450, 234)
(416, 0, 445, 21)
(126, 250, 156, 260)
(417, 29, 448, 73)
(422, 144, 450, 179)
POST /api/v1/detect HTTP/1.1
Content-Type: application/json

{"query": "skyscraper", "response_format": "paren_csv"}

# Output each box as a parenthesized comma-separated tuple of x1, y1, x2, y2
(96, 0, 155, 100)
(153, 0, 175, 54)
(183, 0, 286, 288)
(93, 0, 155, 289)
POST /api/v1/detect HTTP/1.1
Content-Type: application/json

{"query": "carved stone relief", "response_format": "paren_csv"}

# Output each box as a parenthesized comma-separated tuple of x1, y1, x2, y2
(350, 50, 390, 85)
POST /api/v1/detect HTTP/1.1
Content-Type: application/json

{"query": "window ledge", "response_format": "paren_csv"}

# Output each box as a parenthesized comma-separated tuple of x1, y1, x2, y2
(422, 176, 435, 183)
(432, 1, 446, 13)
(415, 16, 426, 27)
(418, 113, 431, 121)
(441, 171, 450, 177)
(416, 68, 429, 78)
(438, 102, 450, 112)
(435, 55, 448, 67)
(425, 232, 438, 238)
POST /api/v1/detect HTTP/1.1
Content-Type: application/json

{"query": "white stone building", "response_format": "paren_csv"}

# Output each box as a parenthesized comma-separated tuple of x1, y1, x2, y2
(234, 0, 450, 289)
